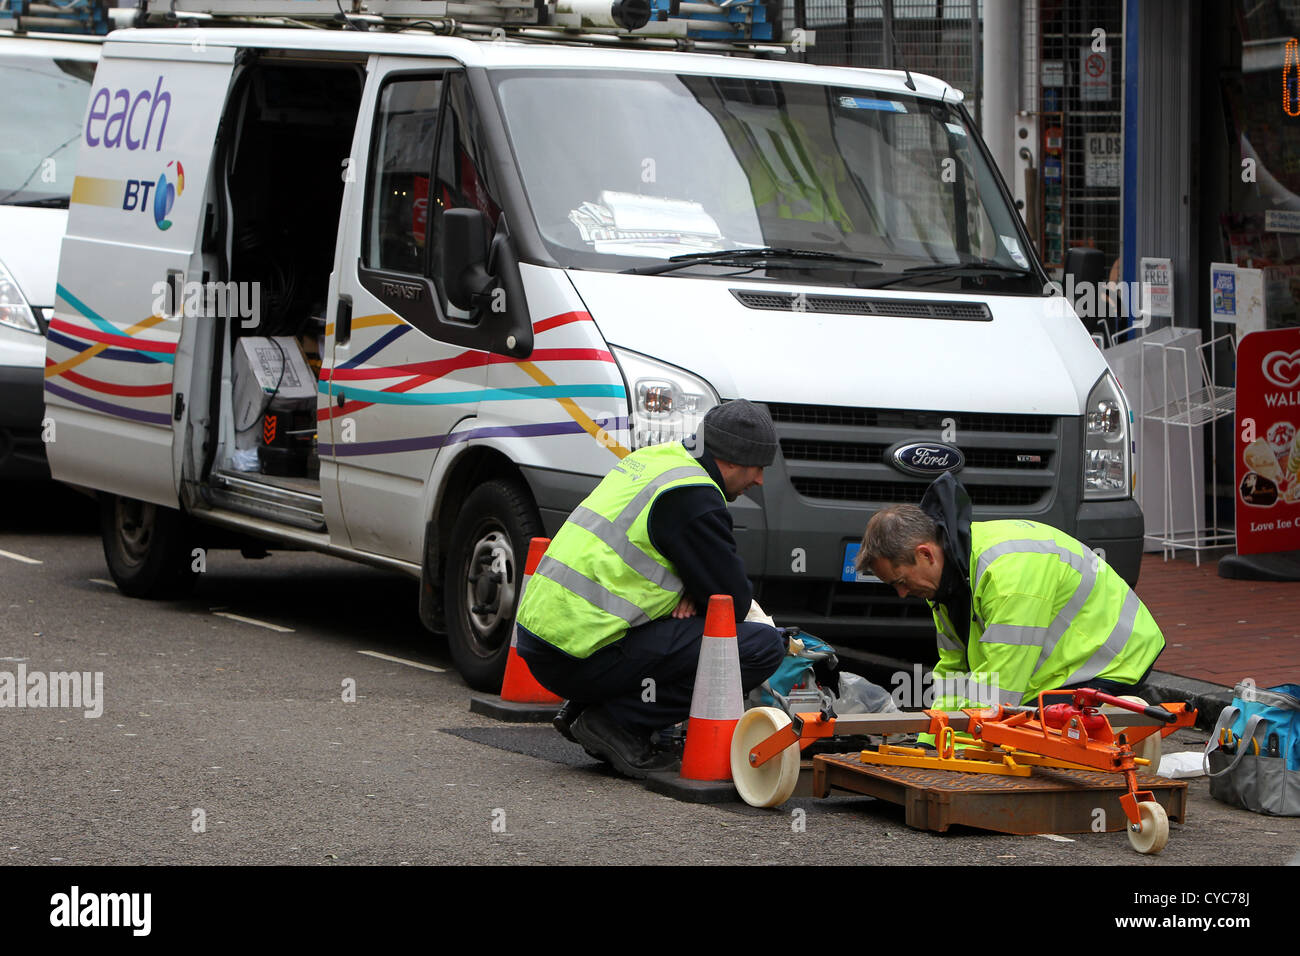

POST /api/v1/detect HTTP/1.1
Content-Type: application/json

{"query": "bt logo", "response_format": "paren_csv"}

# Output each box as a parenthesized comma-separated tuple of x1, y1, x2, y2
(121, 160, 184, 231)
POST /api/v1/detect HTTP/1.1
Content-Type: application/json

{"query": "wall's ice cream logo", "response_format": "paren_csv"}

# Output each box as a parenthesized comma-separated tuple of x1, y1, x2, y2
(1262, 348, 1300, 389)
(153, 160, 184, 231)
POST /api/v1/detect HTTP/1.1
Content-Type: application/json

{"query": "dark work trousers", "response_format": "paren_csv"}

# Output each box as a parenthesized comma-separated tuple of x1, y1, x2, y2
(1059, 658, 1159, 700)
(517, 618, 785, 735)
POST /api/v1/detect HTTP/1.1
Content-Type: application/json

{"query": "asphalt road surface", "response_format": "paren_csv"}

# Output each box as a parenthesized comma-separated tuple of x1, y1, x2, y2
(2, 482, 1298, 870)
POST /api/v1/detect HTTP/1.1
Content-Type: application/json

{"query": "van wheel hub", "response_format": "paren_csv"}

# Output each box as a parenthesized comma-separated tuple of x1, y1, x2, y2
(466, 532, 514, 636)
(116, 499, 157, 568)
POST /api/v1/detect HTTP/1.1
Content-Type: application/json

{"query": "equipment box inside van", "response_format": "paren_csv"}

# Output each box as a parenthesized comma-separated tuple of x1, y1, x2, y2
(46, 14, 1142, 687)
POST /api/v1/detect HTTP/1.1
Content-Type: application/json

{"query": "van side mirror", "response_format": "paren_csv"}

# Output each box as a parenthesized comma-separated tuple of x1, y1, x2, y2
(442, 208, 493, 311)
(440, 208, 533, 359)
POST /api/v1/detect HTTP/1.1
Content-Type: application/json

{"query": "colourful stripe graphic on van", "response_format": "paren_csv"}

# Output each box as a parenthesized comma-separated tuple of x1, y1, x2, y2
(45, 359, 172, 397)
(50, 284, 176, 364)
(316, 308, 631, 459)
(45, 328, 161, 365)
(44, 381, 171, 426)
(69, 176, 122, 208)
(321, 382, 623, 407)
(320, 417, 630, 458)
(44, 286, 175, 427)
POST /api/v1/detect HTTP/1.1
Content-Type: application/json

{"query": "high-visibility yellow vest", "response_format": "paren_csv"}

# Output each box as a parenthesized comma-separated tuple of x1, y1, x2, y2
(516, 442, 722, 659)
(929, 519, 1165, 711)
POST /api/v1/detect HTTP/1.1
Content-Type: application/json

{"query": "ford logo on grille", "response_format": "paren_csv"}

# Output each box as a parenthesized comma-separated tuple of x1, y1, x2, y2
(889, 441, 965, 477)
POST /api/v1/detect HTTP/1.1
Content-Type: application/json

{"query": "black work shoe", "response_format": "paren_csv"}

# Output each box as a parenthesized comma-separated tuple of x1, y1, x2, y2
(552, 700, 584, 742)
(570, 707, 679, 780)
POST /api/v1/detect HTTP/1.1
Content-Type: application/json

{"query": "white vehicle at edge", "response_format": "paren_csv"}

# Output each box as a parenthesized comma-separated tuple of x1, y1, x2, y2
(0, 33, 99, 479)
(44, 24, 1139, 689)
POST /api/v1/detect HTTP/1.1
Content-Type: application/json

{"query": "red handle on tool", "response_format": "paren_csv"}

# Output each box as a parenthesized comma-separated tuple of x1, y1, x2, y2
(1072, 688, 1177, 723)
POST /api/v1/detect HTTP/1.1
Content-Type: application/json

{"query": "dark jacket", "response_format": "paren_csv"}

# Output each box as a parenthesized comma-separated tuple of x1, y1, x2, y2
(919, 472, 974, 641)
(646, 446, 752, 621)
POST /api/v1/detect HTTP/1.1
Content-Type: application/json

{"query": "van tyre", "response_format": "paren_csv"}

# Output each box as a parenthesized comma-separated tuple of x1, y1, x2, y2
(444, 479, 542, 691)
(100, 494, 198, 598)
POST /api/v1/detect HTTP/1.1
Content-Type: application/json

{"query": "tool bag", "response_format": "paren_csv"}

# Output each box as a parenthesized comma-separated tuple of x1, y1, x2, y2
(1203, 682, 1300, 816)
(748, 631, 839, 710)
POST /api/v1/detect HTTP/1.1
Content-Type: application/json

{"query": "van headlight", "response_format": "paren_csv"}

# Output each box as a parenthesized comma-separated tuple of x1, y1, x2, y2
(0, 259, 40, 335)
(1083, 370, 1132, 499)
(611, 346, 719, 451)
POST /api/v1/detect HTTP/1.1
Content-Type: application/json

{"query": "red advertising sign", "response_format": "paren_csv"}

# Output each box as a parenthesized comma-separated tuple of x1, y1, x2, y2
(1235, 328, 1300, 554)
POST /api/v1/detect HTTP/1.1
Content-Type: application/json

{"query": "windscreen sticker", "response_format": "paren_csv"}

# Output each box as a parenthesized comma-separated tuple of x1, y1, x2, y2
(837, 96, 908, 113)
(1000, 235, 1030, 269)
(568, 190, 724, 257)
(945, 123, 968, 136)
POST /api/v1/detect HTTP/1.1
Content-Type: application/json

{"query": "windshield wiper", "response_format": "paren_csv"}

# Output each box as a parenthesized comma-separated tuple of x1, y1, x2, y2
(621, 247, 882, 276)
(863, 261, 1032, 290)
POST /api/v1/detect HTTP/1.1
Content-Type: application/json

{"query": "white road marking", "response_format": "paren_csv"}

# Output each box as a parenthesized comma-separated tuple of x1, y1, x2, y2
(90, 578, 117, 588)
(211, 611, 295, 633)
(1038, 833, 1075, 843)
(0, 549, 42, 565)
(357, 650, 446, 673)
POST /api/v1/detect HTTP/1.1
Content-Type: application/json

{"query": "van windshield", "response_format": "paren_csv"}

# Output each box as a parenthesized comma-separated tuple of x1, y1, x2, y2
(492, 69, 1038, 291)
(0, 55, 95, 207)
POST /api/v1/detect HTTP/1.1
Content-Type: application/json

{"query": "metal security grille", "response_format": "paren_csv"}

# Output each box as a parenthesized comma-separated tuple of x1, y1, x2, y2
(787, 0, 983, 108)
(1033, 0, 1124, 272)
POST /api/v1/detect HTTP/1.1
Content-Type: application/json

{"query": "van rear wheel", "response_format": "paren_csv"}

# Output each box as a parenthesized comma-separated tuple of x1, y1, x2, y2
(100, 494, 198, 598)
(444, 479, 542, 691)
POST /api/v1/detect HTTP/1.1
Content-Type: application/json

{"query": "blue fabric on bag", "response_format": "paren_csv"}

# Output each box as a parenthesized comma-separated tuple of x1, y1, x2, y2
(753, 633, 837, 707)
(1224, 684, 1300, 772)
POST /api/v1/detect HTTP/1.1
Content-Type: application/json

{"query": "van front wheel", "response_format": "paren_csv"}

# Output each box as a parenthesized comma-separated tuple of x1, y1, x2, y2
(444, 479, 542, 691)
(100, 494, 198, 598)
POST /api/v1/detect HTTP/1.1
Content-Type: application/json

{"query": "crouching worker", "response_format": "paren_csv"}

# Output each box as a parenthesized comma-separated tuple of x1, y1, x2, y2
(856, 473, 1164, 715)
(515, 400, 787, 779)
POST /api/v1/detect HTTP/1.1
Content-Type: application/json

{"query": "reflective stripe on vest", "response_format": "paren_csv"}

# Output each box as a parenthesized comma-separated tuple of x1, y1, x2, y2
(516, 443, 722, 659)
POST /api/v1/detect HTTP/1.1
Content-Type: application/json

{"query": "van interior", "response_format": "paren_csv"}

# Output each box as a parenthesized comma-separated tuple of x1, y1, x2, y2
(200, 58, 364, 530)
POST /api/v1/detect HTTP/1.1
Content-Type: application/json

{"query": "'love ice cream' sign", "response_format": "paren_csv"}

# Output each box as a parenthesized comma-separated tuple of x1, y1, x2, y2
(1236, 329, 1300, 554)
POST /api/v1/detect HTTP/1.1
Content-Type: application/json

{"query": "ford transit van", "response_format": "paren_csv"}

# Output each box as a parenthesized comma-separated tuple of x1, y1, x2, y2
(45, 20, 1141, 688)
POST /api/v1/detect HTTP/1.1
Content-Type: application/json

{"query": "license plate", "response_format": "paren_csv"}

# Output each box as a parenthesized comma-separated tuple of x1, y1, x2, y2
(841, 543, 880, 583)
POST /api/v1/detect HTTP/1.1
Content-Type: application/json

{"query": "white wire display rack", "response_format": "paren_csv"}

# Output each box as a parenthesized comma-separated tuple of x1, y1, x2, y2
(1141, 331, 1237, 563)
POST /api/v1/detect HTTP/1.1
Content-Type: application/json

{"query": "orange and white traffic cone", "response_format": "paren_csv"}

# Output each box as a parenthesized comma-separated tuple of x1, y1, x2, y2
(679, 594, 744, 782)
(468, 536, 561, 721)
(499, 536, 560, 704)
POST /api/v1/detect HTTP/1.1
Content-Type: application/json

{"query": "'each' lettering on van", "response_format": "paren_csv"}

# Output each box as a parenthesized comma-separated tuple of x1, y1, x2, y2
(85, 76, 171, 151)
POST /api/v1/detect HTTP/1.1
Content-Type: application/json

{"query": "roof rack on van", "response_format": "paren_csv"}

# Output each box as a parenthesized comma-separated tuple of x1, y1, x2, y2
(0, 0, 112, 34)
(140, 0, 792, 49)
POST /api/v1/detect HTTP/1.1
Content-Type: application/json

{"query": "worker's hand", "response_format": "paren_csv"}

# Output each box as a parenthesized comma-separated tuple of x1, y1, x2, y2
(672, 594, 697, 619)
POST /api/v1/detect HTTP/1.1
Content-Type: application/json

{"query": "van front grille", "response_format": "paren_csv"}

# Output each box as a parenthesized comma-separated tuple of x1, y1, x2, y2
(767, 403, 1062, 511)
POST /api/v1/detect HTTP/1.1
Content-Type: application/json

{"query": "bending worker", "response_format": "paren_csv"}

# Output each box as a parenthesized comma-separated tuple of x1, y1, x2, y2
(855, 473, 1164, 712)
(515, 400, 786, 779)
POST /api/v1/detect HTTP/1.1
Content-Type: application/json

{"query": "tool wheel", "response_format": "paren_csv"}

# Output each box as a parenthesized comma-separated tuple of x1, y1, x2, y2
(1126, 800, 1170, 855)
(730, 707, 800, 808)
(1119, 696, 1164, 770)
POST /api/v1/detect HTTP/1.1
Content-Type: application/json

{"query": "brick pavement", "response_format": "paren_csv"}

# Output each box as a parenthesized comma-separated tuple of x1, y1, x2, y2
(1136, 552, 1300, 689)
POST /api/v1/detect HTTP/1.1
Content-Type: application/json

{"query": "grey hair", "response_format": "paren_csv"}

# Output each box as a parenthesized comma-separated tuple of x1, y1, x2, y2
(855, 504, 939, 572)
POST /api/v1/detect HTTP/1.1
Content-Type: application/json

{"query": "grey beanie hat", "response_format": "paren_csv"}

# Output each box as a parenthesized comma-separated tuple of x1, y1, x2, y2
(702, 399, 778, 467)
